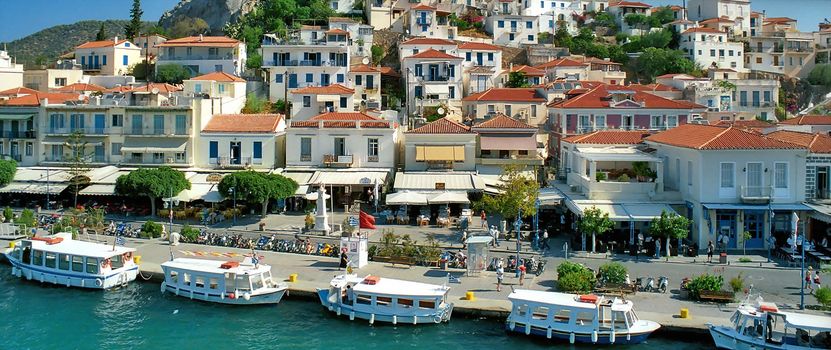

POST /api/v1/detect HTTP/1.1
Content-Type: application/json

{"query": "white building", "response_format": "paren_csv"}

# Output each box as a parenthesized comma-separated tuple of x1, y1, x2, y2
(23, 68, 85, 92)
(0, 50, 24, 92)
(133, 34, 167, 61)
(364, 0, 406, 32)
(398, 37, 458, 61)
(261, 33, 350, 101)
(522, 0, 585, 35)
(687, 0, 751, 37)
(74, 38, 142, 76)
(607, 1, 652, 35)
(289, 84, 356, 121)
(535, 58, 590, 81)
(328, 17, 375, 58)
(500, 65, 546, 86)
(463, 88, 548, 127)
(156, 36, 247, 76)
(401, 48, 464, 118)
(645, 123, 808, 250)
(680, 27, 745, 72)
(403, 117, 477, 172)
(406, 4, 457, 40)
(458, 42, 503, 95)
(745, 17, 816, 78)
(182, 72, 248, 115)
(348, 64, 382, 109)
(485, 15, 539, 47)
(198, 113, 286, 169)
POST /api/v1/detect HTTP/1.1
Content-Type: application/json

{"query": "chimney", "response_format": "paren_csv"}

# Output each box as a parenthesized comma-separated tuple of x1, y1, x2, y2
(114, 36, 118, 44)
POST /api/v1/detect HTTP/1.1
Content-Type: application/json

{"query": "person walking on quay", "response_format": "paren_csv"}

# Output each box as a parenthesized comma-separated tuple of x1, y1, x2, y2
(491, 225, 500, 247)
(707, 241, 714, 263)
(540, 229, 550, 251)
(496, 260, 505, 292)
(563, 241, 569, 260)
(806, 266, 814, 292)
(461, 230, 468, 249)
(518, 264, 527, 286)
(480, 210, 487, 228)
(813, 271, 822, 290)
(339, 249, 349, 270)
(655, 238, 661, 259)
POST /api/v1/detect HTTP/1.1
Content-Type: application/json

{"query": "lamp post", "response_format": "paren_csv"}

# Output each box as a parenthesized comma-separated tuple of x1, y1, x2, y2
(533, 198, 540, 250)
(168, 187, 174, 237)
(230, 187, 237, 225)
(45, 167, 50, 210)
(514, 208, 523, 278)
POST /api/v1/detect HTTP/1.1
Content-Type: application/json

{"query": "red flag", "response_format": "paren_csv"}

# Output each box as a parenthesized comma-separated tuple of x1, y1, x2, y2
(359, 211, 376, 229)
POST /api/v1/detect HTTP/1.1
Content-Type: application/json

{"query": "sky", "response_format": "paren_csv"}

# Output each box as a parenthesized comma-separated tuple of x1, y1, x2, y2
(0, 0, 826, 42)
(0, 0, 175, 42)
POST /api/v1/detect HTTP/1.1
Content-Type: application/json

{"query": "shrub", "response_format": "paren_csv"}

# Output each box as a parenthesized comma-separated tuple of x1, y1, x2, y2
(155, 64, 191, 84)
(815, 287, 831, 308)
(141, 221, 163, 239)
(738, 257, 752, 263)
(556, 261, 596, 293)
(617, 174, 630, 182)
(18, 209, 36, 228)
(3, 206, 12, 222)
(687, 274, 724, 300)
(729, 273, 745, 293)
(0, 159, 17, 187)
(180, 224, 200, 243)
(595, 172, 607, 181)
(599, 262, 627, 284)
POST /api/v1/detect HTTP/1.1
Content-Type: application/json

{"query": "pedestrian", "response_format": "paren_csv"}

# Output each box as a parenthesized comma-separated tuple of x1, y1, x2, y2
(806, 266, 814, 292)
(814, 271, 822, 290)
(461, 230, 468, 249)
(496, 261, 504, 292)
(339, 249, 349, 269)
(480, 210, 487, 228)
(492, 225, 500, 247)
(655, 238, 661, 258)
(518, 264, 526, 286)
(563, 241, 569, 259)
(707, 241, 714, 263)
(541, 229, 550, 251)
(721, 233, 730, 252)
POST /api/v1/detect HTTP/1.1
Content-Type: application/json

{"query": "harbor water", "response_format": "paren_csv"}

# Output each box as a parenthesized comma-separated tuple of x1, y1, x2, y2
(0, 265, 707, 350)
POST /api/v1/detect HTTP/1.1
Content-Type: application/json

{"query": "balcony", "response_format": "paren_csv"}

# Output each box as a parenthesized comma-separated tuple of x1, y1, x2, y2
(0, 131, 37, 139)
(82, 64, 101, 71)
(787, 46, 814, 54)
(509, 26, 520, 33)
(216, 156, 253, 168)
(123, 156, 189, 165)
(567, 172, 672, 201)
(740, 185, 772, 204)
(423, 75, 450, 82)
(124, 127, 190, 136)
(158, 54, 234, 61)
(262, 59, 347, 67)
(416, 18, 432, 26)
(477, 154, 543, 166)
(42, 155, 107, 164)
(323, 154, 353, 167)
(46, 127, 108, 136)
(426, 160, 454, 170)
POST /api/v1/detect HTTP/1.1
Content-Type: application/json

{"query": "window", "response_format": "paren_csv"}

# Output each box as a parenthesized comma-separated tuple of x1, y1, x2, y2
(578, 115, 590, 131)
(112, 114, 123, 127)
(666, 115, 678, 128)
(111, 142, 122, 156)
(367, 138, 379, 159)
(763, 91, 771, 102)
(209, 141, 218, 159)
(414, 86, 422, 98)
(414, 64, 423, 77)
(253, 141, 262, 160)
(527, 35, 534, 41)
(719, 49, 725, 56)
(58, 254, 70, 270)
(122, 55, 128, 65)
(102, 55, 107, 66)
(554, 309, 571, 324)
(331, 1, 338, 9)
(398, 298, 413, 308)
(774, 162, 788, 189)
(509, 33, 515, 41)
(505, 105, 512, 116)
(218, 84, 225, 93)
(72, 256, 84, 272)
(300, 137, 312, 161)
(448, 64, 455, 77)
(729, 50, 734, 56)
(356, 294, 372, 305)
(45, 252, 56, 268)
(303, 96, 311, 107)
(418, 299, 436, 309)
(54, 77, 67, 87)
(32, 250, 43, 265)
(86, 257, 98, 274)
(526, 21, 532, 28)
(305, 73, 313, 82)
(356, 75, 362, 85)
(710, 49, 716, 57)
(275, 74, 283, 83)
(339, 97, 347, 108)
(532, 306, 549, 320)
(336, 74, 344, 83)
(594, 115, 606, 129)
(449, 86, 455, 99)
(720, 163, 735, 188)
(25, 142, 32, 156)
(498, 20, 504, 28)
(488, 52, 494, 61)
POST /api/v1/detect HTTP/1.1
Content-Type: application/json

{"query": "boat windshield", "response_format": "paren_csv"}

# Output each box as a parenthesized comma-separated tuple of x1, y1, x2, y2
(250, 273, 265, 290)
(235, 274, 251, 292)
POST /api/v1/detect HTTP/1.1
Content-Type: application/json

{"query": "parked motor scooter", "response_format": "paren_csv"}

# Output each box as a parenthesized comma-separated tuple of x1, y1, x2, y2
(658, 276, 669, 293)
(644, 276, 656, 292)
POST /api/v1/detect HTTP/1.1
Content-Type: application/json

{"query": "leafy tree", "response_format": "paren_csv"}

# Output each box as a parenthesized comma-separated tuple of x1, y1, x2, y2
(0, 159, 17, 187)
(599, 262, 628, 284)
(476, 165, 539, 229)
(155, 64, 191, 84)
(505, 72, 531, 88)
(64, 131, 92, 208)
(218, 171, 298, 216)
(115, 167, 191, 215)
(169, 17, 210, 38)
(246, 52, 263, 70)
(371, 45, 384, 65)
(648, 210, 691, 259)
(624, 13, 649, 31)
(553, 22, 573, 48)
(632, 47, 700, 83)
(650, 7, 676, 26)
(808, 64, 831, 86)
(130, 62, 153, 80)
(592, 12, 618, 31)
(96, 23, 107, 41)
(124, 0, 143, 40)
(578, 206, 614, 253)
(556, 261, 596, 292)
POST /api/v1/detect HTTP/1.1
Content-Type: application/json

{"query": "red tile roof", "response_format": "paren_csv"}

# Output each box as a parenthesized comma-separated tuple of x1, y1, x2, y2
(626, 83, 680, 93)
(290, 84, 354, 95)
(54, 83, 105, 92)
(699, 17, 735, 25)
(472, 114, 535, 129)
(157, 36, 240, 48)
(713, 119, 773, 129)
(203, 114, 284, 133)
(779, 115, 831, 126)
(325, 28, 350, 35)
(581, 57, 624, 66)
(378, 66, 400, 77)
(103, 85, 135, 93)
(462, 88, 546, 102)
(291, 112, 391, 128)
(404, 48, 463, 60)
(401, 37, 456, 46)
(562, 130, 651, 144)
(0, 87, 39, 97)
(645, 124, 802, 150)
(458, 42, 501, 51)
(610, 1, 651, 8)
(682, 27, 726, 34)
(129, 83, 182, 93)
(766, 130, 831, 153)
(406, 117, 473, 134)
(548, 85, 704, 109)
(764, 17, 796, 24)
(0, 93, 84, 106)
(535, 58, 588, 69)
(76, 39, 129, 49)
(350, 64, 381, 73)
(656, 73, 697, 80)
(189, 71, 245, 82)
(507, 65, 545, 77)
(411, 4, 436, 10)
(750, 11, 763, 18)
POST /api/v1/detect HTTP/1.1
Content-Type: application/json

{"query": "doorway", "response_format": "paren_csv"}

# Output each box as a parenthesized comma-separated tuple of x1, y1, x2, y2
(334, 138, 346, 157)
(230, 141, 241, 164)
(817, 166, 829, 199)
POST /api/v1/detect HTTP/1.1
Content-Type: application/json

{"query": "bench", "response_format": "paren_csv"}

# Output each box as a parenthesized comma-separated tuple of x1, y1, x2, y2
(595, 283, 638, 295)
(373, 256, 416, 267)
(698, 290, 734, 303)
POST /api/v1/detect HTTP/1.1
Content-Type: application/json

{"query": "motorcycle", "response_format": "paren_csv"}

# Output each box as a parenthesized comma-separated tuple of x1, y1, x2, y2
(644, 276, 656, 292)
(658, 276, 669, 293)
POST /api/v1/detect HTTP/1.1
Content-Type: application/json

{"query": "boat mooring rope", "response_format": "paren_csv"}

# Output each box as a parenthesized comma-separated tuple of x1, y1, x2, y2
(139, 271, 153, 281)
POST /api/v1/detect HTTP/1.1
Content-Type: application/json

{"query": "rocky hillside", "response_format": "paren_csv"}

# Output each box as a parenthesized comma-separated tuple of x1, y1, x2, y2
(159, 0, 260, 35)
(0, 20, 154, 67)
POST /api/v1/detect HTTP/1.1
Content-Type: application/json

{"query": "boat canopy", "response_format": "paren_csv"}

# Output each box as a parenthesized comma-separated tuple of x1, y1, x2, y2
(161, 258, 269, 275)
(350, 275, 449, 297)
(781, 312, 831, 332)
(508, 290, 598, 310)
(27, 234, 135, 259)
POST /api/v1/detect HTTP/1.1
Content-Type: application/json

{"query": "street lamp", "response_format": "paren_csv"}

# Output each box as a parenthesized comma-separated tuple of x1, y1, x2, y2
(168, 187, 176, 237)
(45, 167, 50, 210)
(230, 187, 236, 225)
(533, 198, 540, 250)
(514, 208, 523, 278)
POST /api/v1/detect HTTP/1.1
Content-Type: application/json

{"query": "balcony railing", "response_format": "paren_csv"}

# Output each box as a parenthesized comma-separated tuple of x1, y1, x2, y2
(124, 127, 190, 136)
(740, 185, 772, 203)
(262, 59, 347, 67)
(323, 154, 353, 167)
(0, 131, 37, 139)
(426, 160, 453, 170)
(509, 26, 520, 33)
(217, 156, 252, 168)
(158, 54, 234, 61)
(43, 155, 106, 163)
(416, 18, 432, 25)
(124, 156, 188, 165)
(424, 75, 450, 82)
(82, 64, 101, 71)
(46, 127, 107, 135)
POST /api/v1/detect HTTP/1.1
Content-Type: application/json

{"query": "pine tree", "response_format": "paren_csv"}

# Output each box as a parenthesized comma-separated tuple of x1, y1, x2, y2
(124, 0, 143, 40)
(96, 23, 107, 41)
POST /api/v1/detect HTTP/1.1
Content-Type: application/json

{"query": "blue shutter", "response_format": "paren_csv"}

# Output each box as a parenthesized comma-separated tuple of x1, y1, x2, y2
(466, 52, 471, 61)
(102, 55, 107, 66)
(498, 20, 504, 28)
(306, 73, 313, 82)
(340, 97, 347, 108)
(337, 74, 344, 83)
(448, 64, 455, 77)
(275, 74, 283, 83)
(209, 141, 218, 158)
(449, 86, 455, 99)
(414, 86, 422, 98)
(289, 74, 298, 88)
(253, 142, 262, 159)
(122, 55, 128, 65)
(356, 75, 363, 85)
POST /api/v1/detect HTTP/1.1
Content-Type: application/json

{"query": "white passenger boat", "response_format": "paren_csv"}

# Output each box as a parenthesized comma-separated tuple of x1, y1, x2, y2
(506, 290, 660, 345)
(160, 257, 288, 305)
(5, 232, 138, 290)
(317, 274, 454, 325)
(708, 299, 831, 349)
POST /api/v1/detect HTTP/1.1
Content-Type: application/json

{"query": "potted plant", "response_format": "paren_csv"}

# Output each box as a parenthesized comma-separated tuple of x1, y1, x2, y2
(632, 162, 650, 182)
(618, 174, 631, 182)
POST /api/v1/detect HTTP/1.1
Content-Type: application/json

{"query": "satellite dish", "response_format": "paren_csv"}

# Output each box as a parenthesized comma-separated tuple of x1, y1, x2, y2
(151, 87, 160, 94)
(437, 107, 445, 115)
(362, 57, 370, 65)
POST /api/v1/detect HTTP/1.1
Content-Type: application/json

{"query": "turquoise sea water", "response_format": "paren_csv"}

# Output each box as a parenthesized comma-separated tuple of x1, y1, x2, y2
(0, 265, 707, 350)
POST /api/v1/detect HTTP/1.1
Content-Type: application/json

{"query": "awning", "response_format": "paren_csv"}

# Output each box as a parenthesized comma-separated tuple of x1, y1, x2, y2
(427, 191, 469, 204)
(78, 184, 117, 196)
(424, 84, 449, 95)
(295, 185, 310, 196)
(309, 170, 388, 186)
(416, 146, 465, 162)
(0, 113, 35, 120)
(569, 202, 677, 222)
(0, 182, 69, 195)
(278, 171, 315, 185)
(393, 172, 486, 191)
(385, 191, 429, 205)
(164, 189, 196, 203)
(201, 191, 225, 203)
(122, 138, 187, 153)
(538, 188, 564, 207)
(703, 203, 810, 211)
(479, 136, 537, 151)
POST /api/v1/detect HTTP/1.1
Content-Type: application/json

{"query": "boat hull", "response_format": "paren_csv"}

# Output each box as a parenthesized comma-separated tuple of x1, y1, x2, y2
(709, 325, 805, 350)
(506, 323, 656, 345)
(7, 257, 138, 290)
(316, 288, 453, 325)
(162, 283, 287, 305)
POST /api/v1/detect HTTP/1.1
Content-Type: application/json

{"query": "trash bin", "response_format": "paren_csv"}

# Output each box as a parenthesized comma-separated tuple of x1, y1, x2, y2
(719, 252, 727, 264)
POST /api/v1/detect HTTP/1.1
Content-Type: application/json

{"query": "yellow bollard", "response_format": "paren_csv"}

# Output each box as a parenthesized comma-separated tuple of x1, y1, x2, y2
(133, 255, 142, 264)
(289, 273, 298, 283)
(9, 241, 15, 249)
(466, 291, 475, 301)
(680, 308, 689, 319)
